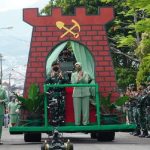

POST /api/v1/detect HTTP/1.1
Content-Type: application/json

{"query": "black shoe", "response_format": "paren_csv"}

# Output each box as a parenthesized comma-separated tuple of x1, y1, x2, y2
(139, 133, 148, 138)
(145, 135, 150, 138)
(139, 130, 148, 138)
(133, 130, 141, 136)
(139, 134, 145, 138)
(129, 132, 134, 135)
(133, 132, 141, 136)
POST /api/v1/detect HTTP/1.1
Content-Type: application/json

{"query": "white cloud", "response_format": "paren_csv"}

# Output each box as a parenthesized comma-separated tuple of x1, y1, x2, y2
(0, 0, 41, 12)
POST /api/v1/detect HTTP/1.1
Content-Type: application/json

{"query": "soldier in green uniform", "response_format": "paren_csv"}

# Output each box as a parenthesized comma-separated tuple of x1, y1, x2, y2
(125, 85, 137, 125)
(71, 62, 91, 126)
(8, 95, 19, 126)
(146, 77, 150, 131)
(0, 83, 8, 144)
(137, 83, 149, 137)
(45, 61, 68, 125)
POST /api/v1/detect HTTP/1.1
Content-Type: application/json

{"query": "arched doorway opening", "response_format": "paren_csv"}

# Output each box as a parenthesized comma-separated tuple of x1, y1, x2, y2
(45, 40, 97, 123)
(46, 40, 95, 83)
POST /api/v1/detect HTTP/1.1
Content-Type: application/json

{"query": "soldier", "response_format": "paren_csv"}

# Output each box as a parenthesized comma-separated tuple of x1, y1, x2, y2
(137, 83, 149, 138)
(71, 62, 91, 126)
(144, 77, 150, 138)
(45, 61, 68, 126)
(125, 84, 140, 135)
(143, 94, 150, 138)
(0, 83, 8, 144)
(125, 84, 137, 124)
(132, 88, 142, 136)
(8, 95, 19, 127)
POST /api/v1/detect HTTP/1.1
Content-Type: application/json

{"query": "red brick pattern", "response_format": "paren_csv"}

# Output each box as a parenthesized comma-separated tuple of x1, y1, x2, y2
(23, 7, 119, 99)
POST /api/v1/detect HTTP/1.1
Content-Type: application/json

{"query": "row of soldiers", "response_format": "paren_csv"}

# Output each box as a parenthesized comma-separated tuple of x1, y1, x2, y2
(125, 80, 150, 138)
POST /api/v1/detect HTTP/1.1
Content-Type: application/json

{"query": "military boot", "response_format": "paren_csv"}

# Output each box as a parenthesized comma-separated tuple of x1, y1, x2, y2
(145, 134, 150, 138)
(139, 130, 148, 138)
(133, 130, 141, 136)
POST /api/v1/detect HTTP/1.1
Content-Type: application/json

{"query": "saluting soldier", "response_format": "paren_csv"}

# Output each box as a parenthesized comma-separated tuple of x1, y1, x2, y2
(71, 62, 91, 126)
(45, 61, 68, 125)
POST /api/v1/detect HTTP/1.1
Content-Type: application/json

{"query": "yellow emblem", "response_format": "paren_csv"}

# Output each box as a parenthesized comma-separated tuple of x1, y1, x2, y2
(56, 19, 80, 38)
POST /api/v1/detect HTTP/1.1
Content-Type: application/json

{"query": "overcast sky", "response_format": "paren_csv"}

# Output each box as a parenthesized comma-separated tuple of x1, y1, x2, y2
(0, 0, 50, 84)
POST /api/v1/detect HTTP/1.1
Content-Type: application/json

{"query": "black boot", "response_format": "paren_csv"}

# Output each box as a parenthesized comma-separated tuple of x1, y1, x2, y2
(129, 132, 134, 135)
(139, 130, 148, 138)
(145, 134, 150, 138)
(133, 130, 141, 136)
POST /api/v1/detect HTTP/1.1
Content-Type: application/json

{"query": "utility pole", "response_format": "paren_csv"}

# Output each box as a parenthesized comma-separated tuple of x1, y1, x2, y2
(0, 54, 3, 85)
(0, 26, 13, 85)
(8, 73, 12, 97)
(8, 73, 11, 89)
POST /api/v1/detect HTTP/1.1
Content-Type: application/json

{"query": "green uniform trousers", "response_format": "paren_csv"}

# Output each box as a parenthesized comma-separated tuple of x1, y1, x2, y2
(0, 114, 3, 139)
(73, 96, 90, 125)
(138, 107, 147, 131)
(0, 105, 5, 139)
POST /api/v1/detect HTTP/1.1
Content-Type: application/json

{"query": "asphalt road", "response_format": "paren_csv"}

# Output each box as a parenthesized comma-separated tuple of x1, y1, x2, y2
(0, 127, 150, 150)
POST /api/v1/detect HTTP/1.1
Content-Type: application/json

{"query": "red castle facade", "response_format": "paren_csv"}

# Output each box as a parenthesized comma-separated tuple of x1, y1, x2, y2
(23, 7, 119, 99)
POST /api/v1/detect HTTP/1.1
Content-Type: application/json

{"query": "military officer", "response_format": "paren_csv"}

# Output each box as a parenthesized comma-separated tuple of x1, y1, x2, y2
(0, 83, 8, 144)
(71, 62, 91, 126)
(45, 61, 68, 125)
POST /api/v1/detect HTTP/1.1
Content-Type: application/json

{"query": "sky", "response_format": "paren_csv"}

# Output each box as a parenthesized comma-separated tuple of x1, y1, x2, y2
(0, 0, 50, 86)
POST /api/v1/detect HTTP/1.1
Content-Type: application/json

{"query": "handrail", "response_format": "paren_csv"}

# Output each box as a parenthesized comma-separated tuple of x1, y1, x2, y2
(44, 83, 100, 126)
(44, 83, 98, 88)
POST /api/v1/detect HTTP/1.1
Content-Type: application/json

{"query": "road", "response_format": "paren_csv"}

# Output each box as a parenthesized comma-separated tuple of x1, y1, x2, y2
(0, 127, 150, 150)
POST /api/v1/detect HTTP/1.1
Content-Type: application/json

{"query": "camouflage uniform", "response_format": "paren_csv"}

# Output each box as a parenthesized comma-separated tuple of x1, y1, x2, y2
(132, 96, 141, 136)
(128, 98, 136, 124)
(144, 85, 150, 137)
(45, 71, 68, 126)
(138, 90, 149, 137)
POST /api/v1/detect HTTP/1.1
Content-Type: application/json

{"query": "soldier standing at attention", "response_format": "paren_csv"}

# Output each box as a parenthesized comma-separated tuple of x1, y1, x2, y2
(137, 83, 149, 138)
(71, 62, 91, 126)
(0, 82, 8, 144)
(8, 95, 19, 127)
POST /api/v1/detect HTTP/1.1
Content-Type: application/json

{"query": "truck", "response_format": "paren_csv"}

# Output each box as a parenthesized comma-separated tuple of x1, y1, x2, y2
(9, 46, 136, 142)
(9, 7, 136, 143)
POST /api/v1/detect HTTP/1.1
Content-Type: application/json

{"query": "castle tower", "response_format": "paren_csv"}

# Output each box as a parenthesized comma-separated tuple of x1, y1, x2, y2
(23, 7, 119, 99)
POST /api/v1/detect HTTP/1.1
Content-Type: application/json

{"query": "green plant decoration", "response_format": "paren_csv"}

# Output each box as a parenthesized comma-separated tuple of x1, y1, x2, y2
(101, 93, 129, 114)
(14, 83, 44, 114)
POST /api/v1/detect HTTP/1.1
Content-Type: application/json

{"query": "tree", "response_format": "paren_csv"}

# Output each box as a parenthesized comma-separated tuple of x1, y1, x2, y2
(101, 0, 150, 87)
(136, 32, 150, 60)
(136, 54, 150, 85)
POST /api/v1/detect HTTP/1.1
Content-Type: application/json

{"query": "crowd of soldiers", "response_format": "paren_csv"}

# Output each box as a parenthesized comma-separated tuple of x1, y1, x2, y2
(125, 77, 150, 138)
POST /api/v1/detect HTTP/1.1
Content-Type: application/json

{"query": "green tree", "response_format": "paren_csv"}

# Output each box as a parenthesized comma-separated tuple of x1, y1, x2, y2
(115, 67, 136, 89)
(101, 0, 150, 87)
(41, 0, 105, 15)
(136, 32, 150, 59)
(136, 55, 150, 85)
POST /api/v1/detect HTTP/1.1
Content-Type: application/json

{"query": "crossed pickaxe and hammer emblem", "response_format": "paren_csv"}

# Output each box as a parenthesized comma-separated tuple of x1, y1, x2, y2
(56, 19, 80, 38)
